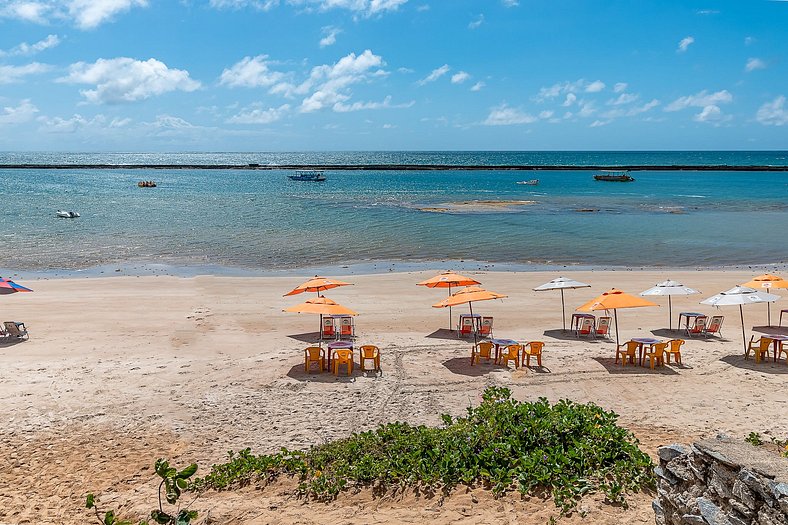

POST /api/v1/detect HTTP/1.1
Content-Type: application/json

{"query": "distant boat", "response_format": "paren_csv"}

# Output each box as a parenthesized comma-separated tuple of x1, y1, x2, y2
(516, 179, 539, 186)
(138, 181, 157, 188)
(594, 171, 635, 182)
(288, 170, 326, 182)
(56, 210, 80, 218)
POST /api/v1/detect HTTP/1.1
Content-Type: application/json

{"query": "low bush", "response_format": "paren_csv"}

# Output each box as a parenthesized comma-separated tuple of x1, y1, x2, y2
(191, 387, 654, 512)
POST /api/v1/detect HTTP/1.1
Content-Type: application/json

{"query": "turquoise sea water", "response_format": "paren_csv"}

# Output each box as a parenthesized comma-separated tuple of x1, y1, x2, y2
(1, 151, 787, 272)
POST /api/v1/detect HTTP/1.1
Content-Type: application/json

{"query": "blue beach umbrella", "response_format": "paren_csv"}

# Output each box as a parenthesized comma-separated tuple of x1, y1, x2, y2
(0, 277, 33, 295)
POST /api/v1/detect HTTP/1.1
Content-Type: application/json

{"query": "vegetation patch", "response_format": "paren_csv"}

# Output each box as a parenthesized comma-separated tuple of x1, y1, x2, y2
(191, 387, 655, 512)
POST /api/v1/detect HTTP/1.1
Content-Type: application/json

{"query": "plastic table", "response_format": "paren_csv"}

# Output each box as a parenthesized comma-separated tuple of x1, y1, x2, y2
(631, 337, 663, 366)
(489, 338, 519, 364)
(327, 340, 353, 370)
(766, 334, 788, 362)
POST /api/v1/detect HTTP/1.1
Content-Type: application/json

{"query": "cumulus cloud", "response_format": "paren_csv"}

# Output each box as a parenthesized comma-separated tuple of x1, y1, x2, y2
(220, 55, 285, 88)
(665, 90, 732, 111)
(0, 34, 60, 57)
(0, 99, 39, 124)
(562, 93, 577, 107)
(0, 1, 52, 23)
(600, 99, 659, 119)
(534, 79, 605, 102)
(61, 57, 200, 104)
(677, 36, 694, 53)
(209, 0, 278, 9)
(608, 93, 638, 106)
(287, 0, 408, 17)
(483, 104, 537, 125)
(333, 95, 413, 112)
(585, 80, 605, 93)
(418, 64, 450, 85)
(470, 81, 485, 92)
(320, 26, 341, 47)
(468, 14, 483, 29)
(745, 58, 766, 72)
(501, 0, 518, 6)
(693, 105, 730, 124)
(613, 82, 627, 93)
(451, 71, 470, 84)
(0, 62, 51, 83)
(68, 0, 148, 29)
(36, 113, 119, 133)
(227, 103, 291, 123)
(756, 96, 788, 126)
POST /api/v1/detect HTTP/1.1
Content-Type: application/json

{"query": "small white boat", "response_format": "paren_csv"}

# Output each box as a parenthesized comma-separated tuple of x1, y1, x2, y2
(56, 210, 80, 218)
(516, 179, 539, 186)
(288, 170, 326, 182)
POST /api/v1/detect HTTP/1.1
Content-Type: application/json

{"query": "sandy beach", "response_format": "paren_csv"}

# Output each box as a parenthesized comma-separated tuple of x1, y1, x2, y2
(2, 269, 787, 524)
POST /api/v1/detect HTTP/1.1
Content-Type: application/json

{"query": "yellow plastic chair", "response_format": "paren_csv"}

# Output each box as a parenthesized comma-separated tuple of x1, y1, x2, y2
(332, 348, 353, 375)
(616, 341, 639, 366)
(304, 346, 325, 373)
(664, 339, 685, 365)
(471, 341, 493, 365)
(645, 342, 667, 369)
(500, 344, 521, 369)
(746, 336, 772, 363)
(777, 341, 787, 364)
(359, 345, 380, 372)
(522, 341, 544, 367)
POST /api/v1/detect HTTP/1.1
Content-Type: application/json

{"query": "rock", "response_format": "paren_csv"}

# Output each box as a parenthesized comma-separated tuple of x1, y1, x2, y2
(757, 505, 788, 525)
(697, 497, 732, 525)
(681, 514, 707, 525)
(729, 497, 756, 519)
(660, 444, 693, 463)
(667, 457, 699, 482)
(653, 498, 667, 525)
(733, 479, 760, 511)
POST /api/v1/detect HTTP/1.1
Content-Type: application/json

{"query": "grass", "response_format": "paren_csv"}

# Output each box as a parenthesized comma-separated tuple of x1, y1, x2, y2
(190, 387, 655, 512)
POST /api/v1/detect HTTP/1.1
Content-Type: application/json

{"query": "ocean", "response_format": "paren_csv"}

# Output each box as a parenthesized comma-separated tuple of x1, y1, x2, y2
(1, 151, 787, 274)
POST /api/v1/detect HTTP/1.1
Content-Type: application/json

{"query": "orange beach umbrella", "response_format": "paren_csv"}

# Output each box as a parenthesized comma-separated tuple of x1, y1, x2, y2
(418, 271, 481, 328)
(742, 274, 788, 326)
(433, 285, 507, 343)
(577, 288, 658, 345)
(284, 295, 357, 342)
(284, 276, 353, 297)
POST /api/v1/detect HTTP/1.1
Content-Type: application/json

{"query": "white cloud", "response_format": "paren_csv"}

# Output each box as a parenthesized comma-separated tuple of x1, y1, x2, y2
(220, 55, 285, 88)
(210, 0, 279, 10)
(590, 120, 611, 127)
(538, 110, 553, 119)
(0, 62, 51, 83)
(287, 0, 408, 17)
(534, 79, 605, 102)
(470, 81, 484, 92)
(483, 104, 537, 125)
(585, 80, 605, 93)
(451, 71, 470, 84)
(227, 103, 291, 123)
(756, 96, 788, 126)
(68, 0, 148, 29)
(320, 26, 341, 47)
(600, 99, 659, 119)
(677, 36, 695, 53)
(665, 90, 732, 111)
(577, 102, 595, 118)
(693, 105, 730, 124)
(61, 57, 200, 104)
(37, 113, 108, 133)
(418, 64, 450, 85)
(608, 93, 638, 105)
(0, 99, 39, 124)
(696, 9, 718, 15)
(468, 13, 483, 29)
(745, 58, 766, 72)
(744, 36, 755, 46)
(0, 2, 52, 23)
(0, 34, 60, 57)
(562, 93, 576, 107)
(613, 82, 627, 93)
(333, 95, 413, 112)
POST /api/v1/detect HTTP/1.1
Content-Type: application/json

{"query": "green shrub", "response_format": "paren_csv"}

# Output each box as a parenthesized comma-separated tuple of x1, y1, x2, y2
(191, 387, 654, 512)
(746, 432, 763, 446)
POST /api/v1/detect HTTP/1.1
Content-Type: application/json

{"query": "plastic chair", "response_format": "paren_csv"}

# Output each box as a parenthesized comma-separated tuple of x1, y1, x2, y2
(339, 316, 355, 339)
(459, 317, 474, 338)
(332, 348, 353, 375)
(577, 318, 594, 338)
(3, 321, 28, 340)
(359, 345, 380, 372)
(500, 344, 520, 369)
(595, 317, 612, 339)
(322, 317, 336, 340)
(304, 346, 325, 373)
(479, 316, 494, 337)
(702, 316, 724, 338)
(522, 341, 544, 367)
(645, 342, 667, 369)
(615, 341, 639, 366)
(780, 309, 788, 327)
(471, 341, 493, 365)
(746, 336, 772, 363)
(664, 339, 685, 364)
(777, 341, 788, 364)
(686, 316, 707, 337)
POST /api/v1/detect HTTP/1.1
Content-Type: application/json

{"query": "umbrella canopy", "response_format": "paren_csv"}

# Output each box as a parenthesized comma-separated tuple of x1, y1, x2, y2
(0, 277, 33, 295)
(284, 295, 358, 316)
(577, 288, 659, 345)
(432, 285, 507, 308)
(533, 276, 591, 331)
(742, 274, 788, 326)
(700, 286, 780, 352)
(419, 271, 481, 328)
(640, 280, 700, 330)
(283, 276, 352, 297)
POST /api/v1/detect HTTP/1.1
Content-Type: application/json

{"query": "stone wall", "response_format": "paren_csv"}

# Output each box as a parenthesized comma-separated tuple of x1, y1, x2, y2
(654, 436, 788, 525)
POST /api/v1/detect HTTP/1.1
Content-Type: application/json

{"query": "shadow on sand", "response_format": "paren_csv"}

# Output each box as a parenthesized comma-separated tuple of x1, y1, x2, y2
(592, 357, 680, 375)
(425, 328, 461, 340)
(720, 354, 788, 374)
(442, 357, 494, 377)
(0, 338, 25, 347)
(285, 361, 382, 382)
(287, 331, 323, 344)
(542, 329, 602, 342)
(752, 325, 788, 336)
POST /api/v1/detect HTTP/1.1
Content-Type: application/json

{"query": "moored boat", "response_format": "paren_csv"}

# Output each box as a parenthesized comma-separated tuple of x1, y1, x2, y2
(288, 170, 326, 182)
(56, 210, 80, 218)
(516, 179, 539, 185)
(593, 170, 635, 182)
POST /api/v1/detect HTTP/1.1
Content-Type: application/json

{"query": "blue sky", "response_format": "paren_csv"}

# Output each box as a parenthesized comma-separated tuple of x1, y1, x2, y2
(0, 0, 786, 151)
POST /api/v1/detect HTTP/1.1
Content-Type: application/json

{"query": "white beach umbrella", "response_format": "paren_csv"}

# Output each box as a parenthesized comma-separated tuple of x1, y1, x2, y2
(533, 277, 591, 331)
(700, 286, 780, 353)
(640, 280, 700, 330)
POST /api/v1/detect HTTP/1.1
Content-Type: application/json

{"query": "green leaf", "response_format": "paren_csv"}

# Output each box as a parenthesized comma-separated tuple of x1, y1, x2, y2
(103, 510, 116, 525)
(175, 510, 198, 524)
(85, 493, 95, 509)
(176, 464, 198, 479)
(149, 510, 171, 525)
(154, 459, 169, 478)
(175, 478, 188, 489)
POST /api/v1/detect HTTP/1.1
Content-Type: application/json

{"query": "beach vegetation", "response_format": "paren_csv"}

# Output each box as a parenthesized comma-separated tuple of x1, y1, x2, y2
(745, 432, 763, 446)
(190, 387, 654, 513)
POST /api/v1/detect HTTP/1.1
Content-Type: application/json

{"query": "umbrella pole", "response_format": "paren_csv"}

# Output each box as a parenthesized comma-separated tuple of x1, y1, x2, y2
(740, 305, 746, 354)
(448, 285, 452, 331)
(767, 302, 771, 327)
(614, 309, 619, 347)
(469, 301, 478, 347)
(319, 313, 323, 345)
(561, 289, 566, 332)
(668, 296, 673, 331)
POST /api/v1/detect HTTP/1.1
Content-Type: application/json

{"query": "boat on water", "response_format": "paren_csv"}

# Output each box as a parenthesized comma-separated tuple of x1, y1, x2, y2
(288, 170, 326, 182)
(138, 181, 157, 188)
(516, 179, 539, 186)
(56, 210, 80, 218)
(593, 170, 635, 182)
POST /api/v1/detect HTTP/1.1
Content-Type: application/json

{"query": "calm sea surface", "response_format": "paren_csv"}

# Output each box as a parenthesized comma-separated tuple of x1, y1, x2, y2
(1, 151, 787, 272)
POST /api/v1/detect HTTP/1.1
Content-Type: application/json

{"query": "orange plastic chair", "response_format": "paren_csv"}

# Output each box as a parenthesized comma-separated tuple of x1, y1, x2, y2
(339, 316, 355, 339)
(645, 342, 667, 369)
(332, 348, 353, 375)
(304, 346, 325, 373)
(577, 318, 594, 338)
(595, 317, 612, 339)
(664, 339, 685, 365)
(459, 317, 474, 337)
(471, 341, 494, 365)
(322, 317, 336, 339)
(747, 336, 772, 363)
(359, 345, 380, 372)
(615, 341, 639, 366)
(522, 341, 544, 367)
(777, 341, 788, 364)
(500, 344, 520, 369)
(686, 316, 707, 337)
(478, 316, 494, 337)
